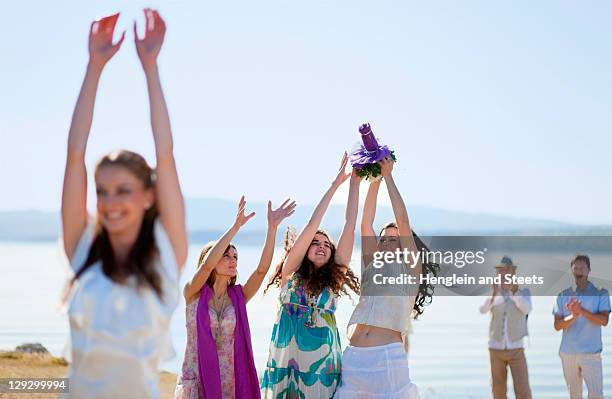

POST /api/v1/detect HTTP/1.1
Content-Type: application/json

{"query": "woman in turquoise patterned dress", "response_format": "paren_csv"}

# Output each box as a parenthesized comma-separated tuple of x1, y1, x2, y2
(262, 152, 361, 398)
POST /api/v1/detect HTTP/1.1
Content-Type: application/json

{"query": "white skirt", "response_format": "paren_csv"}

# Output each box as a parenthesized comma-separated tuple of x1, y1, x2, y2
(335, 342, 420, 399)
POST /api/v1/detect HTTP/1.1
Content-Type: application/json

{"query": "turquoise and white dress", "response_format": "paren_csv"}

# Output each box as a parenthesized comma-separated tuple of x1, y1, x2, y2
(261, 274, 342, 399)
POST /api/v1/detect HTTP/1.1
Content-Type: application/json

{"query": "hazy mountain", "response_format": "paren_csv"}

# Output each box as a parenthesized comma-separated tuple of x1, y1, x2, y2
(0, 198, 609, 242)
(0, 210, 61, 241)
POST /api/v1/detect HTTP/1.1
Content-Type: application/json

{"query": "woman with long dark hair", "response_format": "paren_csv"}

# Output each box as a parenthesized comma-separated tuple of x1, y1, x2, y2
(174, 196, 295, 399)
(61, 10, 187, 398)
(261, 153, 361, 398)
(334, 157, 438, 399)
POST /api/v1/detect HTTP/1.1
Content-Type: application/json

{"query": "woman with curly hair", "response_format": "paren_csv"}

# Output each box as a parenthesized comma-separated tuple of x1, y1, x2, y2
(334, 157, 438, 399)
(261, 153, 361, 399)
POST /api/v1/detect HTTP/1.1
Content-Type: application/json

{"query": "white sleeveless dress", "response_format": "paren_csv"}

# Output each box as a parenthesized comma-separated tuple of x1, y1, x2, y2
(63, 219, 180, 399)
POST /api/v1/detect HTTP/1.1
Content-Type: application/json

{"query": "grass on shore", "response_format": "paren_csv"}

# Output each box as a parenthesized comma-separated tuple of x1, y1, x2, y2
(0, 351, 176, 399)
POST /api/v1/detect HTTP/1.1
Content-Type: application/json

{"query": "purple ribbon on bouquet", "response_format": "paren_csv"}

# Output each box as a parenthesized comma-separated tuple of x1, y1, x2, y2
(349, 123, 392, 170)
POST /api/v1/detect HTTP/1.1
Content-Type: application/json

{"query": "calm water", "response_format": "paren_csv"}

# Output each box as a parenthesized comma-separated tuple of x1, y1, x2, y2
(1, 242, 610, 398)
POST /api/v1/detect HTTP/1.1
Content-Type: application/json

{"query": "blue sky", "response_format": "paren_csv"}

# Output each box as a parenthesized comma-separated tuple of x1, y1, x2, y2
(1, 1, 611, 224)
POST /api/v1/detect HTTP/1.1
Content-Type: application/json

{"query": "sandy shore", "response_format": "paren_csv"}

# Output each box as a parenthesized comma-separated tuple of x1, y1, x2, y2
(0, 351, 177, 398)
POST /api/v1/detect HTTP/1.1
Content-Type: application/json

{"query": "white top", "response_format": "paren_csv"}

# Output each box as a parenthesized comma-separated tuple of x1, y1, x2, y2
(347, 260, 417, 348)
(64, 219, 180, 399)
(479, 289, 532, 350)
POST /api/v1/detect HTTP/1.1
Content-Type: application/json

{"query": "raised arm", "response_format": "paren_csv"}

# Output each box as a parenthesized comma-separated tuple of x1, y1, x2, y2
(242, 199, 296, 302)
(62, 14, 125, 261)
(380, 158, 421, 276)
(360, 179, 381, 265)
(135, 9, 188, 269)
(335, 171, 362, 270)
(183, 196, 255, 302)
(281, 153, 351, 284)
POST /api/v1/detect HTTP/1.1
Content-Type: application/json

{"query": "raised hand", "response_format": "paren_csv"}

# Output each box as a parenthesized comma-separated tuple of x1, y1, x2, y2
(268, 199, 297, 228)
(350, 167, 364, 182)
(333, 152, 351, 186)
(379, 156, 395, 178)
(89, 13, 125, 69)
(234, 196, 256, 228)
(134, 8, 166, 70)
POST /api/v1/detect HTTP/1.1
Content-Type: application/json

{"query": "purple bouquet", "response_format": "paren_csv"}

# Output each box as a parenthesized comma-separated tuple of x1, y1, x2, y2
(349, 123, 396, 181)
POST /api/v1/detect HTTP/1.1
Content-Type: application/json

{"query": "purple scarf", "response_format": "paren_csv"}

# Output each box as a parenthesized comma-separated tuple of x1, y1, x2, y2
(196, 284, 260, 399)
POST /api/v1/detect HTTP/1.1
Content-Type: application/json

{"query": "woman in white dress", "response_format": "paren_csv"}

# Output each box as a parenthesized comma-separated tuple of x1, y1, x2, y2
(61, 9, 187, 398)
(335, 158, 438, 399)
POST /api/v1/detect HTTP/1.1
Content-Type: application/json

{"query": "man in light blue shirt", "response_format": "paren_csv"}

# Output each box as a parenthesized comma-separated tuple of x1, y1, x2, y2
(553, 254, 610, 399)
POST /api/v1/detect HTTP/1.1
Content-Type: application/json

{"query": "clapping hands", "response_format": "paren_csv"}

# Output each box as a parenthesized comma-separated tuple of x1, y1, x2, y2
(566, 297, 583, 317)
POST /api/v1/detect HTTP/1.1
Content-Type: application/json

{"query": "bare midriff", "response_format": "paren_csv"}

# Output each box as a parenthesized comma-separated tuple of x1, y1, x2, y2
(348, 323, 402, 347)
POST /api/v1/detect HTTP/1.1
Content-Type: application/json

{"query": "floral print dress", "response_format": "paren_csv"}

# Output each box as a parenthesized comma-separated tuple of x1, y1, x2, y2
(261, 274, 341, 399)
(174, 296, 237, 399)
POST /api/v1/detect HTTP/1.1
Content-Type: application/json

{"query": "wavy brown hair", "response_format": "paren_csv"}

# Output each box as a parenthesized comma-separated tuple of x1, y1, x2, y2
(380, 222, 439, 319)
(69, 150, 163, 298)
(197, 241, 238, 288)
(265, 227, 360, 297)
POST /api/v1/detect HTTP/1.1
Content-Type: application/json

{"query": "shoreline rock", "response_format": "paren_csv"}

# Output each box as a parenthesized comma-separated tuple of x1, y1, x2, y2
(15, 343, 49, 354)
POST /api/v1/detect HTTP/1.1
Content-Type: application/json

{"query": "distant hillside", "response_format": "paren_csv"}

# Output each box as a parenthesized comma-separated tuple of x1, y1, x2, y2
(0, 198, 610, 242)
(0, 211, 61, 241)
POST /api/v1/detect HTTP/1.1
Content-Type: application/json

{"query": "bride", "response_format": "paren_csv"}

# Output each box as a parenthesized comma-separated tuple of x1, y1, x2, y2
(335, 157, 438, 399)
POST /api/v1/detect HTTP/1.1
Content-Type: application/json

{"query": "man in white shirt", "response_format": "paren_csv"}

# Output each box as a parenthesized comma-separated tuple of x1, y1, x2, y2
(479, 256, 533, 399)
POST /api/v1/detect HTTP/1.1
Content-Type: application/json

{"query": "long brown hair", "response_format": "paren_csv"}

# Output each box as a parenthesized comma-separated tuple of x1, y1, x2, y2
(380, 222, 439, 319)
(197, 241, 238, 288)
(70, 150, 163, 298)
(265, 227, 360, 297)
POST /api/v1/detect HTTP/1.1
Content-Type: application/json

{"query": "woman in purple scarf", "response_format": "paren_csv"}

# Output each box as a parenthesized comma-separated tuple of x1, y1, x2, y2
(174, 196, 295, 399)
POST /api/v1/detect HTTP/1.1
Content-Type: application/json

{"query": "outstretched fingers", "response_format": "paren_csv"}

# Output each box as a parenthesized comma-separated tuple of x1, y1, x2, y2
(339, 151, 348, 171)
(235, 196, 255, 226)
(94, 12, 120, 38)
(88, 12, 126, 67)
(279, 198, 292, 209)
(141, 8, 165, 36)
(133, 20, 140, 42)
(283, 200, 297, 213)
(278, 199, 297, 219)
(112, 30, 126, 52)
(106, 12, 120, 34)
(152, 9, 166, 33)
(244, 211, 256, 223)
(238, 195, 246, 210)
